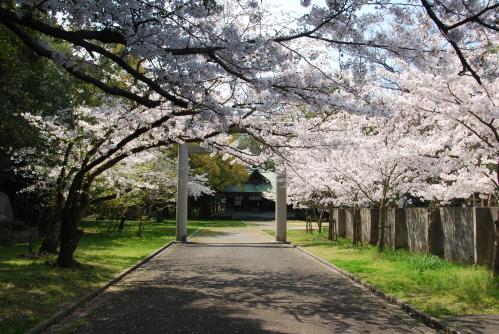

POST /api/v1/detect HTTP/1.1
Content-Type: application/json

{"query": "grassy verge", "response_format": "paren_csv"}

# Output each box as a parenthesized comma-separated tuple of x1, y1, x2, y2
(0, 219, 242, 333)
(270, 228, 499, 317)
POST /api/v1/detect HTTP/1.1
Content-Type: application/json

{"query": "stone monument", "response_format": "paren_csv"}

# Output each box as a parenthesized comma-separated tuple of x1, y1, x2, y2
(0, 192, 35, 242)
(0, 192, 14, 222)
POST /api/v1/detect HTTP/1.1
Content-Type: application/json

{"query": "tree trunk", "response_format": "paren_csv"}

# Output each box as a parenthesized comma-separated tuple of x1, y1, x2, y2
(351, 208, 356, 245)
(328, 204, 333, 241)
(353, 206, 362, 246)
(493, 219, 499, 277)
(118, 217, 126, 231)
(494, 159, 499, 277)
(305, 209, 310, 233)
(137, 215, 145, 237)
(57, 215, 84, 267)
(39, 193, 65, 253)
(40, 143, 72, 254)
(56, 178, 89, 267)
(57, 198, 88, 267)
(333, 218, 337, 241)
(318, 210, 323, 234)
(39, 218, 61, 253)
(377, 202, 386, 252)
(356, 210, 362, 246)
(351, 206, 360, 245)
(198, 195, 211, 219)
(155, 208, 164, 222)
(57, 193, 87, 267)
(118, 208, 128, 231)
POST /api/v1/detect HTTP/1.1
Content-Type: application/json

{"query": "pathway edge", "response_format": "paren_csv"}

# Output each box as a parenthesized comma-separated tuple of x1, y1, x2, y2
(25, 239, 179, 334)
(293, 243, 463, 334)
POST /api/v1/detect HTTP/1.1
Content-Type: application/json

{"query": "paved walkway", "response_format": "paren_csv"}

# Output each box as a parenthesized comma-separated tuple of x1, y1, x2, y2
(49, 225, 434, 333)
(246, 220, 308, 231)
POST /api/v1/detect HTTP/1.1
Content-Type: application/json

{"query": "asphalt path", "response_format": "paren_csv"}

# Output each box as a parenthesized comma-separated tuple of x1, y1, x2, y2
(48, 225, 434, 333)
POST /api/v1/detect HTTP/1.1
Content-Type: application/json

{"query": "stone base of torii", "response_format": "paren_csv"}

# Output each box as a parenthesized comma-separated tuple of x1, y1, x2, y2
(175, 143, 287, 243)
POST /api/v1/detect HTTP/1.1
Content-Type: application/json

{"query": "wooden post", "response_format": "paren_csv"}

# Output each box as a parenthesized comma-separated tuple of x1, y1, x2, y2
(494, 220, 499, 277)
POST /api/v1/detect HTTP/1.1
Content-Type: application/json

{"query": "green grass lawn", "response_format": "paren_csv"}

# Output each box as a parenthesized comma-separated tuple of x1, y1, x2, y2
(0, 219, 242, 334)
(273, 228, 499, 318)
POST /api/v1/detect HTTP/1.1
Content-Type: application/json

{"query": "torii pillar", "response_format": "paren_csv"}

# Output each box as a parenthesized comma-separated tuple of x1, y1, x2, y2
(275, 169, 287, 243)
(176, 143, 188, 242)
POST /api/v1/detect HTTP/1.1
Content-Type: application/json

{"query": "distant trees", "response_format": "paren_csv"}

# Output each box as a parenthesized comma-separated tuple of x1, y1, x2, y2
(15, 99, 228, 265)
(0, 23, 101, 245)
(189, 153, 248, 218)
(89, 149, 213, 229)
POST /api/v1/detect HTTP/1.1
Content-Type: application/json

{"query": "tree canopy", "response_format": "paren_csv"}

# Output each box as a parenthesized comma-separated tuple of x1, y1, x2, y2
(0, 0, 497, 267)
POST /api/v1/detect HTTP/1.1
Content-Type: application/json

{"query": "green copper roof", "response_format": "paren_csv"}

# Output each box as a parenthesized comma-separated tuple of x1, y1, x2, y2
(224, 170, 277, 193)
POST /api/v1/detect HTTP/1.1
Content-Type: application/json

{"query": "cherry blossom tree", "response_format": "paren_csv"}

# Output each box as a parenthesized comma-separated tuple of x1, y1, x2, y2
(12, 102, 218, 265)
(4, 0, 494, 128)
(281, 112, 422, 249)
(374, 57, 498, 202)
(358, 42, 498, 268)
(0, 0, 343, 111)
(90, 150, 213, 232)
(280, 103, 496, 250)
(2, 0, 497, 266)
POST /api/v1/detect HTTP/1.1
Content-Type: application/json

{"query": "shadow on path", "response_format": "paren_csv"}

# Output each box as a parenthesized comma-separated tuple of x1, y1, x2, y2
(443, 315, 499, 334)
(48, 226, 433, 333)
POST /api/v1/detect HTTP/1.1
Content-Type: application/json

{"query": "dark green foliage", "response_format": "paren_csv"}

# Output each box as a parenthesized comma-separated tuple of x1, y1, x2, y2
(0, 25, 100, 222)
(0, 25, 99, 153)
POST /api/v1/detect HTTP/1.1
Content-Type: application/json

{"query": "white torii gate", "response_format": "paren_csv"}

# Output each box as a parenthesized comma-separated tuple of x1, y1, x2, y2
(175, 143, 287, 243)
(175, 143, 189, 242)
(275, 169, 287, 242)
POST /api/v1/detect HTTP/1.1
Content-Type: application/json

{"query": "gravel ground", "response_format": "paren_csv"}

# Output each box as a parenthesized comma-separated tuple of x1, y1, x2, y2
(48, 225, 434, 334)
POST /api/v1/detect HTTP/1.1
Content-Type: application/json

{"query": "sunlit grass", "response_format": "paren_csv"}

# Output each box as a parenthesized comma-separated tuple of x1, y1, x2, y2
(268, 228, 499, 317)
(0, 219, 242, 334)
